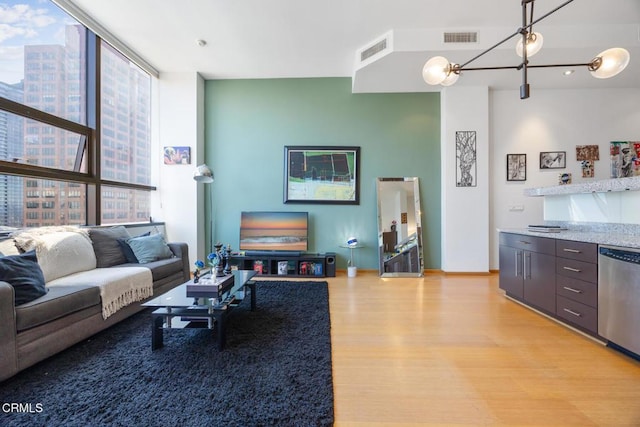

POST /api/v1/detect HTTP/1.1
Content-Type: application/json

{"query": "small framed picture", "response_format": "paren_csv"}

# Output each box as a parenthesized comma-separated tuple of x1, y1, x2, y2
(506, 154, 527, 181)
(540, 151, 566, 169)
(163, 146, 191, 165)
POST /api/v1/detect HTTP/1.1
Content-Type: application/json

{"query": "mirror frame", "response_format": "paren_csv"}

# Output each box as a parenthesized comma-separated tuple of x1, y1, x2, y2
(376, 177, 424, 277)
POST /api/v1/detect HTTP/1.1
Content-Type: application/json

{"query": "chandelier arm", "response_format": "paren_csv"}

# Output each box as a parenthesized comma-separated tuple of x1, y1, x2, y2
(459, 62, 592, 73)
(527, 62, 592, 69)
(529, 0, 535, 33)
(458, 65, 521, 72)
(460, 0, 575, 70)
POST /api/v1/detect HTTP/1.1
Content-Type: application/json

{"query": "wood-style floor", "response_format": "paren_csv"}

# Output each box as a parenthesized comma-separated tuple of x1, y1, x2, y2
(326, 270, 640, 426)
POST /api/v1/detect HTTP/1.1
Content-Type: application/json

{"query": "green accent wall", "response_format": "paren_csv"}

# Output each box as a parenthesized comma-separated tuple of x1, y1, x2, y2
(204, 77, 441, 269)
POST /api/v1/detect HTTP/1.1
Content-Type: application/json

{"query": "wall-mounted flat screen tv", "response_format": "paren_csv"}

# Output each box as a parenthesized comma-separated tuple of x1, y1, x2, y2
(239, 211, 308, 252)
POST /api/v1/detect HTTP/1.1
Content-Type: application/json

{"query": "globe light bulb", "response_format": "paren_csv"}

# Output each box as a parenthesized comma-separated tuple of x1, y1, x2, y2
(516, 32, 544, 57)
(422, 56, 452, 85)
(589, 47, 630, 79)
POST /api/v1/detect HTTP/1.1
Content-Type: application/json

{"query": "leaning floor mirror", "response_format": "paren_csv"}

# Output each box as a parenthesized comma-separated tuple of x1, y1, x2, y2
(376, 177, 424, 277)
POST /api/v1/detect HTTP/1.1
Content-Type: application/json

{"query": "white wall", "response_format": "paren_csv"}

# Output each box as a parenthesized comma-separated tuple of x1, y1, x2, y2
(152, 72, 205, 267)
(441, 86, 490, 272)
(489, 87, 640, 269)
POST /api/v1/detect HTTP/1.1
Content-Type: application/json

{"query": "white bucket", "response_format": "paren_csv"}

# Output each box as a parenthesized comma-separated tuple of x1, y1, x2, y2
(347, 266, 357, 278)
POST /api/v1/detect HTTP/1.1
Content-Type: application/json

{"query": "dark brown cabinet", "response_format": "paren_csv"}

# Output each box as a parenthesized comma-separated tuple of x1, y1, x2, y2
(499, 232, 601, 338)
(555, 239, 598, 334)
(499, 232, 556, 314)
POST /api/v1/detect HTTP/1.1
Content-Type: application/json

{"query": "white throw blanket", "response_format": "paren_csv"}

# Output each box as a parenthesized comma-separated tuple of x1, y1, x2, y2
(47, 267, 153, 319)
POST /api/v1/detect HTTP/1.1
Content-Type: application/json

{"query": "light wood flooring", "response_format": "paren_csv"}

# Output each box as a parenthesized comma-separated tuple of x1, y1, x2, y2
(326, 270, 640, 426)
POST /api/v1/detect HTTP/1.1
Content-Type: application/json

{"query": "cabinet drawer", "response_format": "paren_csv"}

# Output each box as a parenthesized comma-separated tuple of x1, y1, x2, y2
(499, 233, 555, 255)
(556, 258, 598, 283)
(556, 295, 598, 334)
(556, 239, 598, 263)
(556, 275, 598, 308)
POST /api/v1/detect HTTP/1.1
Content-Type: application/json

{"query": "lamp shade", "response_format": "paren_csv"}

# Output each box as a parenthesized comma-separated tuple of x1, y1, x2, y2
(422, 56, 452, 85)
(516, 32, 543, 57)
(590, 48, 630, 79)
(193, 164, 214, 183)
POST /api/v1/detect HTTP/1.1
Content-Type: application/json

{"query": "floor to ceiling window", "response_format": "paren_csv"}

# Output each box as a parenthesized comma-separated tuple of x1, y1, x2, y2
(0, 1, 154, 228)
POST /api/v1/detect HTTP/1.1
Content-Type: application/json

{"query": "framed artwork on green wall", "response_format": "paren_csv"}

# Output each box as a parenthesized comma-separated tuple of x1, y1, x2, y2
(284, 146, 360, 204)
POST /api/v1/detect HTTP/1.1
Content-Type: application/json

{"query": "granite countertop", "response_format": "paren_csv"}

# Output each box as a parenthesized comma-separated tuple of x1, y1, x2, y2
(498, 227, 640, 249)
(523, 176, 640, 197)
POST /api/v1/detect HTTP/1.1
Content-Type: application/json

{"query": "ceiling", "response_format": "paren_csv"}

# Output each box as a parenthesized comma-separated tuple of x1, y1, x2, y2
(68, 0, 640, 93)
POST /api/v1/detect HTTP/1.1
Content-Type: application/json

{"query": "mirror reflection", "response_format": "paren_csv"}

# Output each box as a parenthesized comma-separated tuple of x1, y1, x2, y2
(376, 177, 424, 277)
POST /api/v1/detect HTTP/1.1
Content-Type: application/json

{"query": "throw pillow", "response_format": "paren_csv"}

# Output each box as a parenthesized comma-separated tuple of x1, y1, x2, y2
(117, 231, 150, 263)
(126, 233, 174, 264)
(31, 231, 97, 282)
(0, 250, 47, 305)
(89, 226, 130, 268)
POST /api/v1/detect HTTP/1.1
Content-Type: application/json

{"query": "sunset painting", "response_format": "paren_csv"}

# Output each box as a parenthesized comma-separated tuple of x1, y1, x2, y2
(239, 212, 308, 251)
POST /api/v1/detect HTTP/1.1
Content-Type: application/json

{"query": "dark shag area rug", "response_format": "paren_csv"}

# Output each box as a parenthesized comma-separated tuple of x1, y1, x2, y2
(0, 281, 334, 427)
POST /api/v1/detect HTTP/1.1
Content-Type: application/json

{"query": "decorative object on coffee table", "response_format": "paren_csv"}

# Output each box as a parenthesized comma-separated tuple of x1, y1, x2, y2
(213, 242, 224, 277)
(223, 244, 232, 275)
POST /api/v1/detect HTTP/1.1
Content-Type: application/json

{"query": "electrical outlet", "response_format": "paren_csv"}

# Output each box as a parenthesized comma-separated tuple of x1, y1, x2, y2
(509, 205, 525, 212)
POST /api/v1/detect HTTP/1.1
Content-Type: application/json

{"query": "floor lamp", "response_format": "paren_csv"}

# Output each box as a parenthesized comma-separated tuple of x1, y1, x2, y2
(193, 164, 214, 254)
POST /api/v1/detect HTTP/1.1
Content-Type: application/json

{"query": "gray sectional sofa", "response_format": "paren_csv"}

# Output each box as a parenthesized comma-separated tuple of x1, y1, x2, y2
(0, 225, 190, 382)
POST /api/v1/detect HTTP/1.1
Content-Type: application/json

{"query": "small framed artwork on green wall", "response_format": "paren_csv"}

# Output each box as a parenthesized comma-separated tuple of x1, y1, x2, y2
(284, 146, 360, 204)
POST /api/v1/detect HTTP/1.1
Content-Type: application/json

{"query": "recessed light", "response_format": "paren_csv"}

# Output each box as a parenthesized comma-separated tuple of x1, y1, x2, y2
(563, 70, 574, 76)
(196, 39, 207, 47)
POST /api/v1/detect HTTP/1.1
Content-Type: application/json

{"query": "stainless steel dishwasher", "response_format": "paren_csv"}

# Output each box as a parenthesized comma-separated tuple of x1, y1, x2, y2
(598, 245, 640, 356)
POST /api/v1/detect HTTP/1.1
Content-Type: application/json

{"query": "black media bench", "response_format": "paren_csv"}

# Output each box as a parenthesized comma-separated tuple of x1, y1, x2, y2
(229, 252, 336, 278)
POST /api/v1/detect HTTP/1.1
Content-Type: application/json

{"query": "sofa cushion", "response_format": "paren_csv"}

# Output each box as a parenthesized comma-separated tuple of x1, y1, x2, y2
(0, 250, 47, 305)
(15, 285, 100, 332)
(117, 231, 150, 263)
(89, 226, 130, 267)
(126, 233, 174, 264)
(122, 256, 184, 283)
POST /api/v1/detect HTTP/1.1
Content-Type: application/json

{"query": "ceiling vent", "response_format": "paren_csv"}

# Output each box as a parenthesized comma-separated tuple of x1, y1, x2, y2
(443, 32, 478, 44)
(360, 38, 388, 62)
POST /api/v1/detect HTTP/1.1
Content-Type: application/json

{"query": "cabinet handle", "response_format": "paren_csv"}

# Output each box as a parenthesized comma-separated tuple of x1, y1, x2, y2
(563, 266, 581, 273)
(563, 308, 582, 317)
(563, 248, 581, 253)
(524, 252, 531, 279)
(518, 240, 531, 245)
(563, 286, 583, 294)
(514, 252, 520, 277)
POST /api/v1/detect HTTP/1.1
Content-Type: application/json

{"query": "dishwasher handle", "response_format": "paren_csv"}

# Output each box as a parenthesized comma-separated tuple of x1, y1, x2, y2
(599, 246, 640, 265)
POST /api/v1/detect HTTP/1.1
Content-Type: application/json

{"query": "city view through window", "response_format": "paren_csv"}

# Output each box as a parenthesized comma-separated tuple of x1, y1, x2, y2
(0, 1, 152, 228)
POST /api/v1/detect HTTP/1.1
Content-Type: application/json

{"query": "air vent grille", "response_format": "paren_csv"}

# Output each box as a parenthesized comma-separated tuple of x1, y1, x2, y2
(360, 39, 387, 62)
(443, 32, 478, 44)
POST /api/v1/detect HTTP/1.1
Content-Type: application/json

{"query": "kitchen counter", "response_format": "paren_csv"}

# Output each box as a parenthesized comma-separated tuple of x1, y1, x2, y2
(523, 176, 640, 196)
(498, 227, 640, 249)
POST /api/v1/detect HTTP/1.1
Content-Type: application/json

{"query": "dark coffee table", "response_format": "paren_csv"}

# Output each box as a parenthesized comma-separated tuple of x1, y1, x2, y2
(142, 270, 257, 350)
